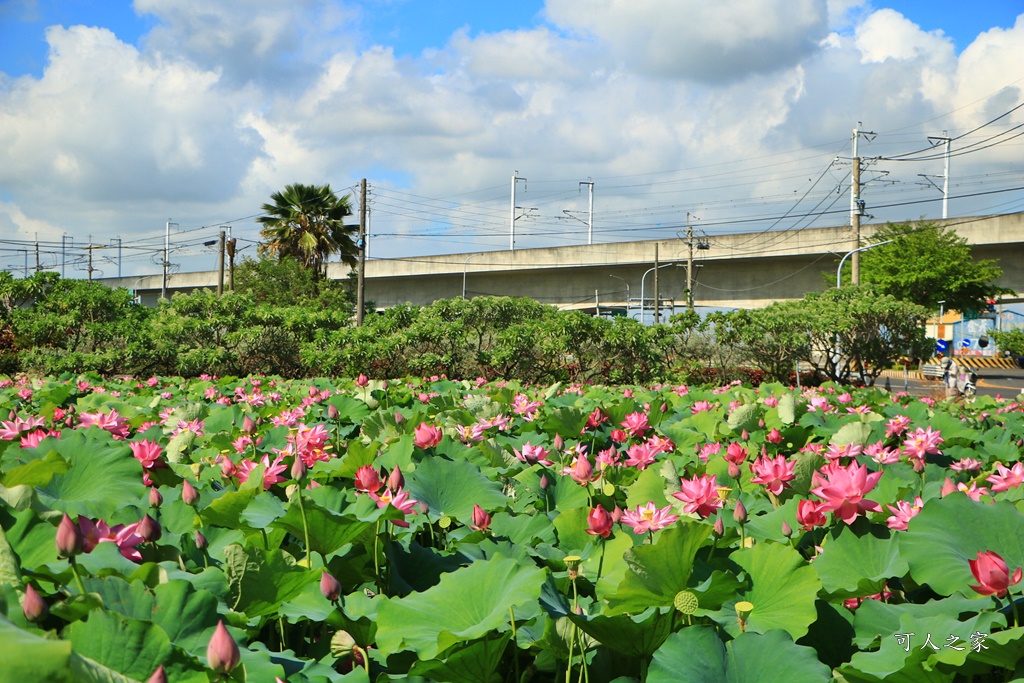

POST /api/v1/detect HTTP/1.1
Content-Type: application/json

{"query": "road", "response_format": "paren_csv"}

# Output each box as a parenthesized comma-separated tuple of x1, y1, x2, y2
(877, 368, 1024, 400)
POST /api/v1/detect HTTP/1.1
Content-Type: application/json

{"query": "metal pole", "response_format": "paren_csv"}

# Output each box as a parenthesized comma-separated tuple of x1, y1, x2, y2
(113, 237, 122, 278)
(609, 274, 629, 312)
(687, 218, 695, 310)
(510, 173, 525, 251)
(942, 136, 950, 219)
(653, 243, 660, 324)
(580, 179, 594, 245)
(217, 230, 225, 297)
(356, 178, 367, 326)
(836, 240, 893, 288)
(34, 236, 40, 273)
(462, 254, 475, 299)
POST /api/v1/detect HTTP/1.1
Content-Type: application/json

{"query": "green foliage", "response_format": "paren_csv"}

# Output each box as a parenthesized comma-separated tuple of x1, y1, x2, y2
(234, 254, 356, 311)
(991, 328, 1024, 359)
(859, 222, 1008, 314)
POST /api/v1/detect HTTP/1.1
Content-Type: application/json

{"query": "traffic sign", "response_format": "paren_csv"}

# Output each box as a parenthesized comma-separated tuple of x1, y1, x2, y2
(936, 339, 948, 353)
(961, 338, 971, 348)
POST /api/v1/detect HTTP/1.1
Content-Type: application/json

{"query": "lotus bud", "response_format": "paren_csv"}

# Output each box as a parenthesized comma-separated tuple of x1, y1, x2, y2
(207, 620, 241, 673)
(733, 500, 747, 524)
(356, 373, 369, 387)
(661, 402, 669, 413)
(138, 514, 162, 543)
(149, 487, 163, 508)
(940, 477, 957, 497)
(388, 465, 404, 491)
(328, 403, 340, 420)
(728, 462, 741, 479)
(194, 530, 208, 550)
(320, 571, 342, 602)
(242, 415, 257, 435)
(741, 429, 749, 441)
(539, 473, 550, 490)
(22, 583, 48, 623)
(611, 505, 623, 523)
(758, 418, 765, 427)
(394, 411, 405, 424)
(713, 516, 725, 537)
(781, 521, 793, 538)
(553, 433, 564, 451)
(56, 513, 83, 557)
(146, 665, 168, 683)
(182, 480, 199, 506)
(471, 504, 492, 532)
(330, 630, 357, 659)
(309, 385, 319, 397)
(291, 457, 308, 482)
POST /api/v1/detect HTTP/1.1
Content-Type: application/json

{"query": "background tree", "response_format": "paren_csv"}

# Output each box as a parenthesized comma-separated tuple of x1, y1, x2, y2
(234, 254, 355, 312)
(857, 221, 1008, 314)
(256, 183, 357, 279)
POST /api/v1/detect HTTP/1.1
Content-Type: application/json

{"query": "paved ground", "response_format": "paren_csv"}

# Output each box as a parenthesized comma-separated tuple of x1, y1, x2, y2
(877, 368, 1024, 400)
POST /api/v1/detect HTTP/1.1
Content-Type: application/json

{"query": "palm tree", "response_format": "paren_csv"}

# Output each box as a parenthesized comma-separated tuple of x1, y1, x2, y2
(256, 184, 358, 279)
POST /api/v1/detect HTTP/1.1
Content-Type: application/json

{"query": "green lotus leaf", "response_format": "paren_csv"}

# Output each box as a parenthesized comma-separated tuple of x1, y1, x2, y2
(605, 523, 711, 616)
(1, 451, 68, 488)
(813, 523, 909, 598)
(34, 430, 146, 519)
(2, 507, 58, 572)
(151, 581, 223, 658)
(405, 455, 507, 522)
(715, 541, 821, 640)
(850, 595, 988, 650)
(200, 487, 258, 528)
(830, 420, 872, 447)
(648, 626, 831, 683)
(67, 609, 175, 682)
(0, 614, 74, 682)
(223, 544, 314, 618)
(81, 576, 156, 622)
(272, 496, 375, 559)
(0, 525, 21, 587)
(375, 553, 546, 660)
(409, 632, 512, 683)
(727, 403, 760, 434)
(900, 495, 1024, 596)
(839, 610, 1002, 683)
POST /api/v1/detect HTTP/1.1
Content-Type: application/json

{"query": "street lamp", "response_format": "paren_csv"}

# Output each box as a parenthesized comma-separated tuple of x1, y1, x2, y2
(640, 263, 677, 325)
(462, 254, 477, 299)
(836, 240, 894, 287)
(609, 274, 630, 314)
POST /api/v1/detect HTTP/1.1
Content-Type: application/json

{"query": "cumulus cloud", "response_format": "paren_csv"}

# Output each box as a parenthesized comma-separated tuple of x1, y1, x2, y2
(544, 0, 830, 82)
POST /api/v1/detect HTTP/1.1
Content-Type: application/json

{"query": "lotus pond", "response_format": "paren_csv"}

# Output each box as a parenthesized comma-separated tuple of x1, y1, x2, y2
(2, 374, 1024, 683)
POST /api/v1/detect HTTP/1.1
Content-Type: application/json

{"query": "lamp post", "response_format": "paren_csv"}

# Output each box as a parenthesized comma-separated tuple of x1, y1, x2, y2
(462, 254, 477, 299)
(609, 274, 630, 315)
(836, 240, 894, 288)
(640, 263, 677, 325)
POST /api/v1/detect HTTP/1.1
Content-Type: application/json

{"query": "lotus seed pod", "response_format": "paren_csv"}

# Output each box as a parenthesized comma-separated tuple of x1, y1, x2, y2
(673, 591, 699, 615)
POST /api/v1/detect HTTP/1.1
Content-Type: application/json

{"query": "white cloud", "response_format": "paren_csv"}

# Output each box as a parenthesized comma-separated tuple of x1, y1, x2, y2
(854, 9, 954, 63)
(544, 0, 830, 82)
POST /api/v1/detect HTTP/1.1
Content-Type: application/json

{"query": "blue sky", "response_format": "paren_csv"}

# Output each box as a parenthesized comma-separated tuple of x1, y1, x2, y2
(0, 0, 1022, 278)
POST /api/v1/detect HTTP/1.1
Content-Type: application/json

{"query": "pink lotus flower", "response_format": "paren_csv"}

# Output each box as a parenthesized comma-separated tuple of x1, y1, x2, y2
(130, 440, 164, 470)
(969, 550, 1023, 597)
(951, 458, 983, 472)
(865, 441, 900, 465)
(987, 462, 1024, 492)
(355, 373, 369, 387)
(586, 506, 613, 538)
(414, 423, 443, 449)
(624, 442, 657, 470)
(0, 415, 45, 440)
(564, 456, 594, 486)
(78, 517, 145, 562)
(585, 408, 607, 429)
(885, 415, 911, 438)
(749, 455, 796, 495)
(885, 496, 924, 531)
(512, 394, 542, 420)
(903, 426, 943, 461)
(723, 442, 748, 465)
(78, 409, 130, 440)
(796, 499, 827, 530)
(957, 481, 989, 501)
(672, 474, 725, 518)
(620, 411, 650, 438)
(370, 487, 420, 526)
(765, 428, 783, 444)
(823, 443, 863, 461)
(810, 462, 882, 525)
(20, 429, 59, 449)
(621, 502, 679, 534)
(236, 454, 288, 490)
(697, 442, 721, 462)
(514, 442, 553, 466)
(354, 465, 383, 493)
(691, 401, 713, 414)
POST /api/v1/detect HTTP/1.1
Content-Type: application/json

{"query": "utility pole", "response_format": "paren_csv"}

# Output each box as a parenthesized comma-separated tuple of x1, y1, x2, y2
(653, 243, 660, 324)
(850, 124, 875, 285)
(217, 230, 226, 296)
(356, 178, 367, 326)
(112, 237, 122, 278)
(926, 133, 951, 219)
(226, 237, 236, 291)
(87, 237, 94, 281)
(580, 179, 594, 245)
(61, 234, 72, 278)
(510, 172, 527, 250)
(34, 235, 40, 274)
(162, 219, 177, 300)
(686, 218, 694, 310)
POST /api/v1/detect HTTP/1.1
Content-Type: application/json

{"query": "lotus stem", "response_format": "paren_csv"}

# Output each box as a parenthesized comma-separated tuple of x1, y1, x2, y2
(1011, 592, 1021, 628)
(510, 606, 521, 683)
(353, 645, 370, 675)
(296, 486, 312, 566)
(374, 520, 382, 594)
(68, 556, 87, 595)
